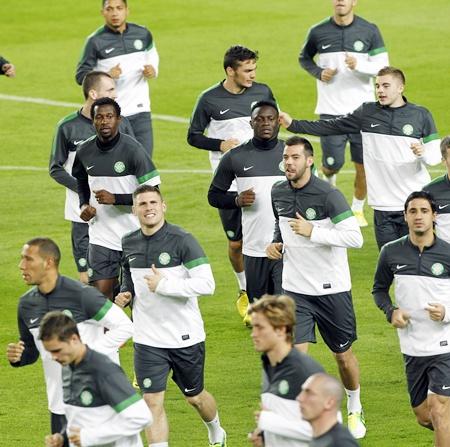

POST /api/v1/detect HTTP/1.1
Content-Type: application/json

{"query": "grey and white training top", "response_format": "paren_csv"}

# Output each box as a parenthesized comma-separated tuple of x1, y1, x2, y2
(423, 175, 450, 243)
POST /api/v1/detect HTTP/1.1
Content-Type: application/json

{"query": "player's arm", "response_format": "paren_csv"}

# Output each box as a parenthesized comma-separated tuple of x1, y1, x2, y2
(72, 152, 90, 207)
(0, 56, 15, 77)
(143, 30, 159, 79)
(207, 151, 239, 208)
(257, 410, 312, 441)
(420, 110, 441, 166)
(298, 30, 322, 80)
(118, 116, 136, 139)
(75, 37, 97, 85)
(118, 250, 136, 300)
(266, 191, 284, 260)
(8, 313, 40, 367)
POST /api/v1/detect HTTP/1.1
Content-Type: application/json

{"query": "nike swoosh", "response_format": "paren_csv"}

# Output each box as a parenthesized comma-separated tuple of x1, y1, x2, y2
(439, 204, 449, 210)
(339, 341, 349, 348)
(277, 208, 285, 213)
(30, 317, 39, 324)
(105, 48, 115, 54)
(73, 140, 84, 145)
(370, 123, 381, 128)
(443, 385, 450, 390)
(243, 166, 254, 171)
(129, 257, 136, 263)
(321, 44, 332, 49)
(86, 165, 95, 171)
(396, 264, 407, 270)
(219, 109, 230, 115)
(184, 387, 196, 393)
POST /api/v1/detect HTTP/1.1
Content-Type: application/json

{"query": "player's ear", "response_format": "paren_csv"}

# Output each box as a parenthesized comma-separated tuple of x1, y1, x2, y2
(162, 201, 167, 213)
(89, 89, 97, 101)
(306, 156, 314, 167)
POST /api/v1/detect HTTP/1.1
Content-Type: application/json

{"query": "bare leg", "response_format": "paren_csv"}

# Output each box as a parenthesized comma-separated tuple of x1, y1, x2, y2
(294, 343, 309, 354)
(428, 394, 450, 446)
(92, 278, 117, 300)
(353, 162, 367, 200)
(143, 392, 169, 444)
(228, 239, 244, 274)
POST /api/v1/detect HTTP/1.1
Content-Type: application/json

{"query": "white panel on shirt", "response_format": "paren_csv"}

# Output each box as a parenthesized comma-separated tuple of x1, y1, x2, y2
(236, 175, 285, 257)
(436, 215, 450, 244)
(63, 151, 85, 223)
(394, 275, 450, 356)
(131, 266, 206, 348)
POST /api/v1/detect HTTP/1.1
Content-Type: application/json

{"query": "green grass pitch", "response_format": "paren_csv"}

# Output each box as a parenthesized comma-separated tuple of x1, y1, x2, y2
(1, 0, 449, 445)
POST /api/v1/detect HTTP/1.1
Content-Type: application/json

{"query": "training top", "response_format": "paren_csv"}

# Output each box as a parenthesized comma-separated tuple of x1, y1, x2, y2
(258, 348, 324, 447)
(209, 138, 285, 256)
(63, 347, 151, 447)
(299, 15, 388, 116)
(49, 109, 134, 223)
(121, 222, 215, 349)
(271, 176, 362, 296)
(72, 133, 160, 251)
(76, 23, 159, 117)
(373, 236, 450, 356)
(310, 423, 359, 447)
(188, 81, 275, 191)
(423, 175, 450, 243)
(288, 100, 441, 211)
(10, 275, 133, 414)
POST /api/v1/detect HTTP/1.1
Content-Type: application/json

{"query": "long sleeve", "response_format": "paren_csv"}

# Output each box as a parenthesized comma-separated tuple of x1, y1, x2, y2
(311, 216, 363, 248)
(271, 195, 283, 243)
(208, 151, 238, 208)
(372, 246, 396, 322)
(10, 313, 40, 367)
(75, 35, 98, 85)
(299, 30, 322, 80)
(353, 25, 389, 76)
(72, 153, 90, 207)
(120, 254, 136, 297)
(0, 56, 10, 74)
(145, 45, 159, 77)
(207, 184, 238, 209)
(258, 410, 312, 441)
(421, 109, 441, 166)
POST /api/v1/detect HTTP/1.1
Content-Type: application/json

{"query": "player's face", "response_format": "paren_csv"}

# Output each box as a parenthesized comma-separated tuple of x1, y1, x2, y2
(375, 74, 404, 107)
(250, 106, 279, 140)
(102, 0, 128, 32)
(43, 336, 78, 366)
(297, 376, 326, 422)
(333, 0, 356, 17)
(251, 312, 285, 353)
(94, 76, 117, 100)
(228, 59, 256, 89)
(18, 244, 49, 285)
(404, 198, 436, 236)
(442, 147, 450, 174)
(283, 144, 313, 183)
(93, 104, 121, 141)
(133, 191, 166, 229)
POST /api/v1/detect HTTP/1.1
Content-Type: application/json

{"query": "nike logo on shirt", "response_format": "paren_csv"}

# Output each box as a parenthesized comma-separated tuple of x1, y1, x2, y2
(243, 166, 254, 171)
(73, 140, 84, 145)
(396, 264, 407, 270)
(219, 109, 230, 115)
(370, 123, 381, 128)
(442, 385, 450, 390)
(321, 44, 332, 49)
(129, 257, 136, 263)
(30, 317, 39, 324)
(86, 165, 95, 171)
(438, 204, 449, 210)
(105, 48, 115, 54)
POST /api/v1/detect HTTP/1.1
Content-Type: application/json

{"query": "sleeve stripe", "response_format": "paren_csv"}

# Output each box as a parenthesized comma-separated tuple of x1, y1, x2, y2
(92, 299, 113, 321)
(331, 210, 354, 224)
(184, 257, 209, 269)
(138, 170, 160, 184)
(368, 47, 387, 56)
(423, 133, 440, 144)
(113, 393, 142, 413)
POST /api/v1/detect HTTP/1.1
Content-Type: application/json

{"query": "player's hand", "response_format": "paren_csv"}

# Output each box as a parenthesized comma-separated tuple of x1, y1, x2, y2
(344, 52, 357, 70)
(2, 63, 16, 77)
(391, 308, 411, 328)
(266, 242, 283, 260)
(93, 189, 115, 205)
(289, 212, 313, 237)
(114, 291, 132, 308)
(248, 429, 264, 446)
(80, 204, 96, 222)
(220, 138, 240, 153)
(109, 63, 122, 79)
(143, 64, 156, 79)
(79, 271, 89, 285)
(68, 427, 81, 446)
(410, 142, 424, 157)
(145, 264, 164, 292)
(45, 433, 64, 447)
(320, 67, 337, 82)
(278, 111, 293, 129)
(425, 302, 446, 322)
(6, 341, 25, 363)
(236, 188, 256, 207)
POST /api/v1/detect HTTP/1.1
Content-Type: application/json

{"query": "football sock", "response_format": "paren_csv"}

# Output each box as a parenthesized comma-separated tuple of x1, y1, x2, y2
(351, 197, 365, 212)
(234, 270, 246, 290)
(203, 412, 225, 444)
(323, 173, 337, 186)
(149, 443, 169, 447)
(345, 386, 362, 413)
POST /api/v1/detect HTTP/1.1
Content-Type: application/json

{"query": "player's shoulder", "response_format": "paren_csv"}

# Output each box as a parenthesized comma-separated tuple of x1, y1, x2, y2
(127, 22, 151, 33)
(353, 15, 380, 30)
(288, 348, 324, 374)
(122, 228, 142, 246)
(248, 81, 272, 94)
(197, 82, 223, 101)
(18, 287, 40, 307)
(381, 235, 409, 256)
(85, 25, 107, 42)
(404, 100, 433, 117)
(55, 111, 80, 130)
(424, 174, 446, 190)
(271, 179, 289, 193)
(85, 346, 121, 374)
(309, 16, 332, 33)
(165, 222, 191, 239)
(77, 134, 96, 152)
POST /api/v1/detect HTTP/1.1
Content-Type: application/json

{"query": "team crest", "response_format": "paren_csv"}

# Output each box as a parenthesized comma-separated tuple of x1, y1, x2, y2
(143, 378, 152, 388)
(278, 380, 289, 395)
(62, 309, 73, 318)
(226, 230, 235, 238)
(305, 208, 316, 220)
(87, 268, 93, 278)
(134, 39, 143, 50)
(431, 263, 444, 276)
(326, 156, 335, 166)
(353, 40, 364, 52)
(78, 258, 87, 267)
(80, 390, 93, 406)
(402, 124, 414, 136)
(114, 161, 126, 173)
(158, 252, 171, 265)
(278, 161, 285, 172)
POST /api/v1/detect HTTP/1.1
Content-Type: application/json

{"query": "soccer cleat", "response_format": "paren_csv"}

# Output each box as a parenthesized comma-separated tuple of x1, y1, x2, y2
(242, 311, 252, 328)
(353, 210, 368, 227)
(209, 431, 227, 447)
(236, 290, 249, 318)
(348, 410, 366, 439)
(132, 372, 139, 390)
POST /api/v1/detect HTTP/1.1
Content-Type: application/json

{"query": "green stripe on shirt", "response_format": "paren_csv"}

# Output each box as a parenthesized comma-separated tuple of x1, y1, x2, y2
(184, 257, 209, 269)
(331, 210, 354, 224)
(113, 393, 141, 413)
(138, 169, 160, 184)
(423, 133, 440, 144)
(92, 299, 113, 321)
(368, 47, 387, 56)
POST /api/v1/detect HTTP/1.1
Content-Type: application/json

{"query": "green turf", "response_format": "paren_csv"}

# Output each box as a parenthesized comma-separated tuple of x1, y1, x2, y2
(1, 0, 449, 446)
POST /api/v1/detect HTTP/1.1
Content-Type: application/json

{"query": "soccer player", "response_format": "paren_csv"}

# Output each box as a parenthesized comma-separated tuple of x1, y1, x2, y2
(72, 97, 160, 299)
(422, 136, 450, 242)
(297, 373, 358, 446)
(208, 101, 285, 321)
(41, 311, 151, 447)
(188, 45, 276, 323)
(49, 71, 134, 283)
(6, 237, 133, 442)
(248, 294, 324, 447)
(0, 55, 16, 77)
(266, 136, 366, 439)
(115, 185, 227, 447)
(372, 191, 450, 446)
(280, 66, 441, 249)
(75, 0, 159, 156)
(299, 0, 389, 227)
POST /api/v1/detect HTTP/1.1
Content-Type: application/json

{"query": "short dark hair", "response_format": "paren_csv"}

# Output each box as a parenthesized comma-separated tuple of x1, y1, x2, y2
(223, 45, 258, 71)
(285, 135, 314, 157)
(102, 0, 127, 6)
(404, 190, 436, 213)
(25, 237, 61, 267)
(82, 71, 113, 100)
(90, 97, 121, 119)
(440, 136, 450, 159)
(377, 66, 406, 85)
(251, 100, 278, 116)
(39, 311, 80, 342)
(133, 184, 162, 201)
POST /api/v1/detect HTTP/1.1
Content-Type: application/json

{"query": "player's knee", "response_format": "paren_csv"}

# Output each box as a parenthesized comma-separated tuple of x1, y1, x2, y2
(322, 165, 340, 176)
(413, 405, 433, 430)
(334, 348, 355, 368)
(429, 400, 449, 429)
(143, 393, 165, 415)
(185, 390, 207, 410)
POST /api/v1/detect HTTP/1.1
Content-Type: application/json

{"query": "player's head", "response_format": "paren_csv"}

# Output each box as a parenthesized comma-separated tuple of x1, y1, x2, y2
(250, 101, 279, 141)
(82, 71, 116, 101)
(248, 294, 296, 351)
(283, 136, 314, 184)
(404, 190, 436, 235)
(102, 0, 128, 32)
(91, 97, 122, 141)
(19, 238, 61, 285)
(441, 135, 450, 165)
(133, 185, 166, 232)
(39, 311, 83, 366)
(333, 0, 357, 18)
(223, 45, 258, 89)
(297, 373, 344, 423)
(375, 66, 405, 107)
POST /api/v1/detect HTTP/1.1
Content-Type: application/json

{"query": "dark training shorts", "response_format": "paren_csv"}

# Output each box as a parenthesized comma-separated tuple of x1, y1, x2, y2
(87, 243, 122, 282)
(218, 207, 243, 241)
(373, 209, 409, 250)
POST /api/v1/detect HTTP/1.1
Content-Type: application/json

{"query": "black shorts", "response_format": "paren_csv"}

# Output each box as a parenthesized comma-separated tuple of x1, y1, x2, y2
(244, 255, 283, 303)
(218, 207, 242, 241)
(286, 290, 357, 353)
(71, 221, 89, 273)
(87, 243, 122, 282)
(404, 352, 450, 408)
(51, 412, 68, 446)
(319, 114, 363, 169)
(134, 342, 205, 397)
(127, 111, 153, 157)
(373, 210, 409, 249)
